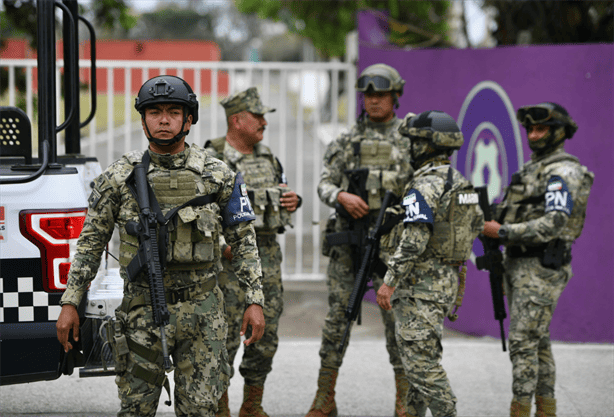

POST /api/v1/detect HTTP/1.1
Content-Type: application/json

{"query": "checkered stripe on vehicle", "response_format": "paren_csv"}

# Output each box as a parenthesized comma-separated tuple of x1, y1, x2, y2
(0, 277, 62, 323)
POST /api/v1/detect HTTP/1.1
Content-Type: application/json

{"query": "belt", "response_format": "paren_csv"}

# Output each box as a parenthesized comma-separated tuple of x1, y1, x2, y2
(122, 279, 217, 313)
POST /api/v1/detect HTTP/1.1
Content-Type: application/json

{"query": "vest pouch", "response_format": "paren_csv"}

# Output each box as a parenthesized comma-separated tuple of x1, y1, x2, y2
(193, 209, 220, 263)
(366, 170, 382, 211)
(171, 206, 200, 263)
(277, 185, 294, 230)
(360, 140, 393, 167)
(265, 188, 283, 229)
(102, 312, 128, 374)
(501, 184, 526, 224)
(252, 189, 267, 228)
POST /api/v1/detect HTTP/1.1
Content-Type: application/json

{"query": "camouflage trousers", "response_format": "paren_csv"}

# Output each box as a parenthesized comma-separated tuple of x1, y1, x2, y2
(116, 284, 229, 417)
(319, 245, 404, 373)
(392, 294, 457, 417)
(504, 256, 572, 402)
(219, 233, 284, 386)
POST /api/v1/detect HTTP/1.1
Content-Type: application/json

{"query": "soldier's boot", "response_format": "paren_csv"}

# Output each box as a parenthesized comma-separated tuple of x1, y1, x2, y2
(238, 384, 269, 417)
(394, 372, 410, 417)
(305, 367, 338, 417)
(216, 390, 231, 417)
(510, 398, 532, 417)
(535, 396, 556, 417)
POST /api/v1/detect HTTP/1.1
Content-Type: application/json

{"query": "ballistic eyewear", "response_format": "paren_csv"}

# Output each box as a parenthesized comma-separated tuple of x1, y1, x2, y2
(356, 75, 393, 92)
(516, 105, 557, 126)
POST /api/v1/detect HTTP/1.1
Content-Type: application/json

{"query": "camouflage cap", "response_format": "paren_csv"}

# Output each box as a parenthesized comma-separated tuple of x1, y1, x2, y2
(220, 87, 276, 118)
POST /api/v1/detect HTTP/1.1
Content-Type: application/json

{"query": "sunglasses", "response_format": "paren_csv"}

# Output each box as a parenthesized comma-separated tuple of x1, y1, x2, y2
(355, 75, 393, 92)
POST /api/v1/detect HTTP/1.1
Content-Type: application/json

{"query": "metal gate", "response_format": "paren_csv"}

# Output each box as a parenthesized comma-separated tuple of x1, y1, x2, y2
(1, 58, 357, 280)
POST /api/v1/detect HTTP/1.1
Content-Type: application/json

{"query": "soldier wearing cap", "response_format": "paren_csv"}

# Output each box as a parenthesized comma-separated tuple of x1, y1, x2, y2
(306, 64, 414, 417)
(56, 75, 265, 416)
(205, 87, 301, 417)
(482, 103, 593, 417)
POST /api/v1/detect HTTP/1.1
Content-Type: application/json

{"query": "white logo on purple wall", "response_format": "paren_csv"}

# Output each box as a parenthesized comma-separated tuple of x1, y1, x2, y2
(453, 81, 523, 203)
(453, 81, 524, 262)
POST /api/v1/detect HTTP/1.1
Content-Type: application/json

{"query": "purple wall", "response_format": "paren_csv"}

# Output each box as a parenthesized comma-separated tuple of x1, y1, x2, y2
(359, 11, 614, 343)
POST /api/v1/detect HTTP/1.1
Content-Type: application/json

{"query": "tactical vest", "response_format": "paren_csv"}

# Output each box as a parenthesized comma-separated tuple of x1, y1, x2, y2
(342, 133, 409, 211)
(498, 151, 593, 242)
(118, 149, 222, 280)
(207, 137, 292, 232)
(423, 166, 483, 262)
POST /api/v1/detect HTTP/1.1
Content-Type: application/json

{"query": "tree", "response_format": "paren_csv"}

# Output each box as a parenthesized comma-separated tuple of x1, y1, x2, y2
(482, 0, 613, 45)
(235, 0, 451, 58)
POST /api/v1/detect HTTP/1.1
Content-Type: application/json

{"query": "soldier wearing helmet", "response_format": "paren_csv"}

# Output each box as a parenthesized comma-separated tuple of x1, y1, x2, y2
(57, 75, 266, 416)
(306, 64, 414, 417)
(377, 110, 484, 417)
(482, 103, 593, 417)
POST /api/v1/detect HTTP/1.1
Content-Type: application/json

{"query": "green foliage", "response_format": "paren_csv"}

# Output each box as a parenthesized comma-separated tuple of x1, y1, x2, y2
(139, 8, 214, 40)
(483, 0, 613, 45)
(236, 0, 450, 57)
(92, 0, 137, 34)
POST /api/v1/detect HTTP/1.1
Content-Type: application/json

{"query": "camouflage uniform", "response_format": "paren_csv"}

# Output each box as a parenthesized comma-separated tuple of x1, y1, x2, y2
(205, 139, 294, 387)
(60, 143, 264, 417)
(497, 144, 593, 405)
(384, 156, 484, 417)
(317, 117, 412, 373)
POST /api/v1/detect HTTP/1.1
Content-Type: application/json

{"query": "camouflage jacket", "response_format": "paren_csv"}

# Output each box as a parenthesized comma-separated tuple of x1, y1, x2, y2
(61, 143, 264, 308)
(317, 117, 412, 211)
(205, 137, 295, 234)
(384, 158, 484, 305)
(498, 146, 594, 248)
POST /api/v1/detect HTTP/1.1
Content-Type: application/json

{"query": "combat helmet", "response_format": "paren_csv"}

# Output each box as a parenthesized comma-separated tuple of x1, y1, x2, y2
(135, 75, 199, 146)
(399, 110, 464, 169)
(356, 64, 405, 96)
(516, 102, 577, 152)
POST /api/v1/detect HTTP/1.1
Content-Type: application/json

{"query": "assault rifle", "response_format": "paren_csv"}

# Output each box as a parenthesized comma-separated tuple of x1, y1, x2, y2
(475, 186, 507, 352)
(338, 190, 397, 353)
(125, 162, 173, 370)
(326, 168, 370, 275)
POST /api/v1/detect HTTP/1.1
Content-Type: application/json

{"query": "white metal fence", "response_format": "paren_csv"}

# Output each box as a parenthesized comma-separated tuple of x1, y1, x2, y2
(1, 58, 357, 280)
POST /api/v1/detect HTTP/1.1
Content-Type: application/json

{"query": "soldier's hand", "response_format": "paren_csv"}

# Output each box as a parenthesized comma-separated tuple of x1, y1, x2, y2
(56, 304, 80, 352)
(241, 304, 265, 346)
(337, 191, 369, 219)
(223, 245, 233, 261)
(376, 283, 395, 311)
(483, 220, 502, 239)
(279, 186, 299, 212)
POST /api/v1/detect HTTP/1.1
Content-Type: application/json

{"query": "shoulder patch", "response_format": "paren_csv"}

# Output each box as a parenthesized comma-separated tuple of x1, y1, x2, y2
(545, 175, 573, 216)
(222, 172, 256, 227)
(402, 188, 434, 224)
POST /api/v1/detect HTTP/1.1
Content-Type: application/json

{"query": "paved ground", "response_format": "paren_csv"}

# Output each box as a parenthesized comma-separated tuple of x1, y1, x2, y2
(1, 280, 613, 416)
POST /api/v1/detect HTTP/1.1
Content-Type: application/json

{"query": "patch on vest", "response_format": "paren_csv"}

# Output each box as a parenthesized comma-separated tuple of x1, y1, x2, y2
(545, 175, 573, 216)
(402, 189, 433, 224)
(457, 192, 479, 205)
(223, 172, 256, 226)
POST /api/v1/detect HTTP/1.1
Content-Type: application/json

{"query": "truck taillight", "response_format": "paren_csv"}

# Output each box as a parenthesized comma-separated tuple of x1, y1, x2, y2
(19, 209, 87, 292)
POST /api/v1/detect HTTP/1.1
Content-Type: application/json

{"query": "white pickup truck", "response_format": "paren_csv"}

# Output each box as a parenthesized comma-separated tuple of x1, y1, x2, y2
(0, 0, 122, 385)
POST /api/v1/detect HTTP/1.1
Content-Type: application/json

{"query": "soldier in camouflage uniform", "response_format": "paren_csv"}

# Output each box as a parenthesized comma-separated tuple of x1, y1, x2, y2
(56, 75, 266, 417)
(482, 103, 593, 417)
(204, 87, 301, 417)
(377, 111, 484, 417)
(307, 64, 414, 417)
